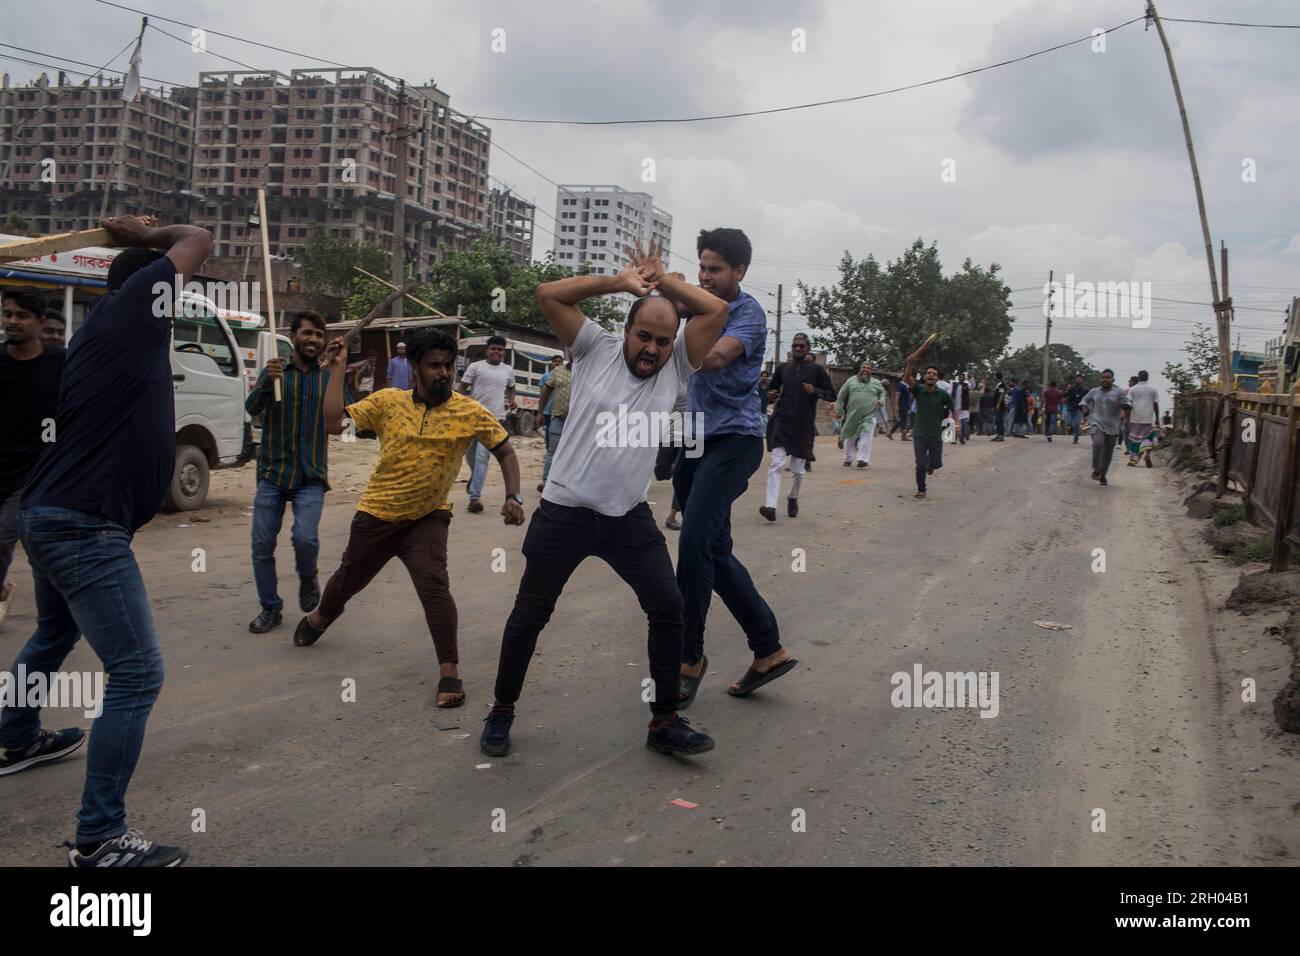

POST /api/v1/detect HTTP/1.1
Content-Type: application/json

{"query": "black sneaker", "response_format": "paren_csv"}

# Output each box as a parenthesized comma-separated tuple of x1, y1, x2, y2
(467, 498, 484, 514)
(646, 714, 714, 756)
(480, 705, 514, 757)
(0, 727, 85, 777)
(758, 506, 776, 522)
(248, 608, 282, 634)
(856, 461, 868, 469)
(842, 461, 852, 468)
(1098, 475, 1109, 485)
(67, 829, 187, 867)
(787, 497, 798, 518)
(299, 576, 320, 613)
(293, 614, 329, 647)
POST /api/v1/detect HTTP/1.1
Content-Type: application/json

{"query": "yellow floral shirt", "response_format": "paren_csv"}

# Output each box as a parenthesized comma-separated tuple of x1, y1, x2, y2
(347, 388, 508, 522)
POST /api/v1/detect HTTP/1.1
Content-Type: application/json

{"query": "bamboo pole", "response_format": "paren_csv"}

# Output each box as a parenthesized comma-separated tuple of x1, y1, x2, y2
(256, 187, 280, 402)
(0, 228, 113, 263)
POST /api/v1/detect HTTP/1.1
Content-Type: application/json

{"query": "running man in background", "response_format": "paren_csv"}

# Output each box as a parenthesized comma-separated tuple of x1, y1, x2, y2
(1124, 370, 1160, 468)
(836, 359, 886, 469)
(1082, 369, 1129, 486)
(762, 332, 834, 520)
(1042, 380, 1062, 442)
(889, 375, 913, 440)
(1063, 374, 1089, 444)
(460, 335, 515, 514)
(899, 343, 953, 500)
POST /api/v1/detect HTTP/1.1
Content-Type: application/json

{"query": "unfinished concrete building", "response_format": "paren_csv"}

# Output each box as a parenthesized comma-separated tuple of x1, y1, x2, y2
(193, 68, 490, 281)
(0, 71, 196, 234)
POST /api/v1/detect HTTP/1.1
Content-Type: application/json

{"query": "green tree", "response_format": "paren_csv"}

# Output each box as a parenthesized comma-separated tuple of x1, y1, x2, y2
(0, 213, 34, 236)
(799, 239, 1012, 373)
(429, 236, 623, 331)
(982, 343, 1101, 389)
(1162, 322, 1219, 394)
(301, 227, 390, 306)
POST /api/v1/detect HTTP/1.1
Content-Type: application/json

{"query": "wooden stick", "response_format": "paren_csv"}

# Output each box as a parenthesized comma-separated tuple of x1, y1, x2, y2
(353, 266, 447, 317)
(256, 188, 281, 402)
(0, 228, 114, 263)
(322, 284, 410, 365)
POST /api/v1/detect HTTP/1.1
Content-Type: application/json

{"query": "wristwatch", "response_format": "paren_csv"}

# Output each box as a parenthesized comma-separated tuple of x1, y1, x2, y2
(507, 493, 524, 506)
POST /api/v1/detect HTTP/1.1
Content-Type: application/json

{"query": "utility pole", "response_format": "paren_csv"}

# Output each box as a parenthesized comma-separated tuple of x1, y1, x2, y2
(1042, 268, 1053, 389)
(774, 283, 783, 368)
(1146, 1, 1229, 394)
(390, 80, 407, 318)
(100, 16, 147, 221)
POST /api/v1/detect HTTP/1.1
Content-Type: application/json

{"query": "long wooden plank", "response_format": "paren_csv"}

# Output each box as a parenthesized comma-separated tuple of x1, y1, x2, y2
(354, 266, 447, 317)
(321, 284, 411, 365)
(0, 228, 114, 263)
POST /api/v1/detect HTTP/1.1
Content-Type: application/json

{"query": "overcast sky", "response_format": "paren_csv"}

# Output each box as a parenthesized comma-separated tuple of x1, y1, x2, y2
(10, 0, 1300, 397)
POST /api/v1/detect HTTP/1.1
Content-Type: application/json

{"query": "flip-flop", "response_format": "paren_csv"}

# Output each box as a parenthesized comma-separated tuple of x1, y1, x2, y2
(436, 676, 465, 709)
(727, 658, 798, 697)
(677, 654, 708, 710)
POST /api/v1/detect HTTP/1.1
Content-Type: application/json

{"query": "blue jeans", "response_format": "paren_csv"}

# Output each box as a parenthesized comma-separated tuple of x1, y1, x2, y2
(1064, 407, 1082, 440)
(0, 507, 164, 844)
(465, 419, 505, 500)
(251, 479, 325, 611)
(542, 416, 565, 483)
(672, 434, 780, 665)
(995, 407, 1006, 437)
(1045, 411, 1058, 437)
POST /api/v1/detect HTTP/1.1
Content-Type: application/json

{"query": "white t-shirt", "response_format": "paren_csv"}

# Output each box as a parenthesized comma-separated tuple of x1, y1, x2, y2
(1127, 382, 1159, 424)
(544, 319, 695, 517)
(461, 359, 514, 419)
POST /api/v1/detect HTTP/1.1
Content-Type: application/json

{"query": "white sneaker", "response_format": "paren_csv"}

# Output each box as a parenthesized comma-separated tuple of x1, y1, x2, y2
(0, 582, 13, 631)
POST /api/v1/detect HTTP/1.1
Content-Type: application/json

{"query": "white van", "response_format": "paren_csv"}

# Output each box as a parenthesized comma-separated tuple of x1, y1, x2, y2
(168, 292, 255, 510)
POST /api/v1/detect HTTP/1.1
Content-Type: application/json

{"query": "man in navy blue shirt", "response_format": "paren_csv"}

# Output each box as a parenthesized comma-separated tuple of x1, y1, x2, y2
(662, 228, 796, 708)
(0, 215, 212, 867)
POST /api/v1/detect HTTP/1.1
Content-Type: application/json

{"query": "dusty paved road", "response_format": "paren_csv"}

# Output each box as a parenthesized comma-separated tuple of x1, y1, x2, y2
(2, 431, 1296, 866)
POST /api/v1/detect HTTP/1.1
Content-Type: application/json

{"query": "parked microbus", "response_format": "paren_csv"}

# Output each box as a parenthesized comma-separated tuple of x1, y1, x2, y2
(459, 334, 564, 437)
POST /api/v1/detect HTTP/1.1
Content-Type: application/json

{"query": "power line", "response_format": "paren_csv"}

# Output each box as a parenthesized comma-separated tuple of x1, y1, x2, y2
(1162, 16, 1300, 29)
(145, 21, 263, 73)
(468, 15, 1147, 125)
(93, 0, 350, 67)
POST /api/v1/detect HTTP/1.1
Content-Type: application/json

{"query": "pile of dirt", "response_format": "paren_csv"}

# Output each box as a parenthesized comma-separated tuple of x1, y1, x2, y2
(1205, 522, 1267, 555)
(1225, 569, 1300, 614)
(1273, 609, 1300, 734)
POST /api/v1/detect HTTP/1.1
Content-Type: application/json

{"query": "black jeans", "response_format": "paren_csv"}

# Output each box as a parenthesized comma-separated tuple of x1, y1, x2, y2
(673, 434, 780, 664)
(493, 500, 682, 717)
(914, 436, 943, 492)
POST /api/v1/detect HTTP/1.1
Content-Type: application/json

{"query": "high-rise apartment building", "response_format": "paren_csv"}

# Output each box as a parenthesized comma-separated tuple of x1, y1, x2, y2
(0, 72, 196, 234)
(552, 184, 671, 277)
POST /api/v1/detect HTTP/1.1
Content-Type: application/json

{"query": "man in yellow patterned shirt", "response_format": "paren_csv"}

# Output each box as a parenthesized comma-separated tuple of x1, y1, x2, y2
(294, 328, 524, 708)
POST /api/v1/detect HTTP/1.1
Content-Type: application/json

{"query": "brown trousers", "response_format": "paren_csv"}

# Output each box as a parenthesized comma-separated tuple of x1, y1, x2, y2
(317, 509, 458, 663)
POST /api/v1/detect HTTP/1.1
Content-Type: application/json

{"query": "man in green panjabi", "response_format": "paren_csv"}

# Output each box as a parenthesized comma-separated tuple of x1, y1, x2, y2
(835, 360, 887, 468)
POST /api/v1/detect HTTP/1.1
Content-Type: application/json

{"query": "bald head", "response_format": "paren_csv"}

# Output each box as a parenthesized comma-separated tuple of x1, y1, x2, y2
(623, 295, 680, 379)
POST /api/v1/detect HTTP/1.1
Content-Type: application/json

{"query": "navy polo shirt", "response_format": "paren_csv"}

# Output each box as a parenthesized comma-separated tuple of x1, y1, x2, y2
(23, 255, 178, 533)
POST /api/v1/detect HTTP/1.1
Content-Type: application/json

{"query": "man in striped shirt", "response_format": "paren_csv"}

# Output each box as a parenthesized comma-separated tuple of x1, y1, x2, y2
(246, 311, 332, 633)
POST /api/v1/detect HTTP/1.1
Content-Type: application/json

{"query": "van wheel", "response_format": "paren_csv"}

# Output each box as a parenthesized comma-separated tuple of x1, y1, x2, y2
(515, 410, 536, 437)
(163, 445, 209, 512)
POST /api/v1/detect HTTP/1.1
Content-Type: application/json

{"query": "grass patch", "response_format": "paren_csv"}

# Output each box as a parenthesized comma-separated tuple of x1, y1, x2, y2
(1228, 536, 1300, 566)
(1229, 537, 1273, 565)
(1214, 504, 1246, 527)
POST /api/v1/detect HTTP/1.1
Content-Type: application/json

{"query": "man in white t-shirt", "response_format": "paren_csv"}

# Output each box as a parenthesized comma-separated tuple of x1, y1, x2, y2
(1124, 369, 1160, 467)
(481, 241, 729, 759)
(460, 336, 515, 513)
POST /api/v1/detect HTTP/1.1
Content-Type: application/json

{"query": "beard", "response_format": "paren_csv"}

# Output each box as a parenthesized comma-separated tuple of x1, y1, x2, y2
(425, 379, 453, 404)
